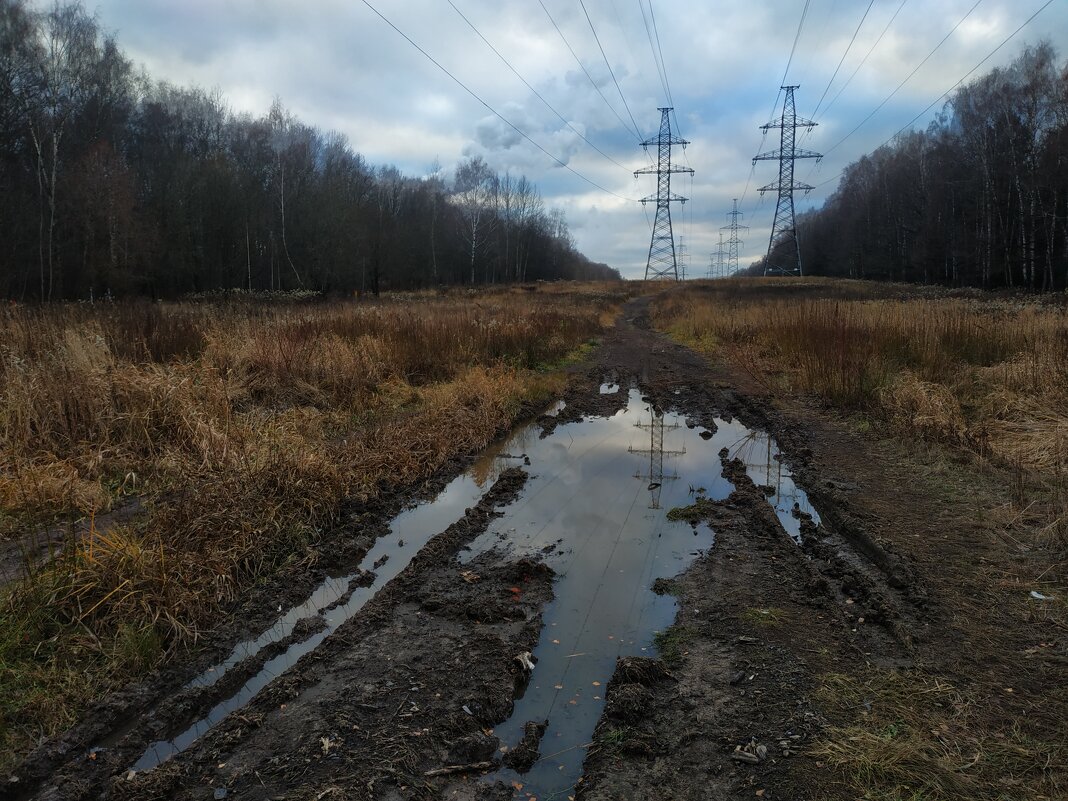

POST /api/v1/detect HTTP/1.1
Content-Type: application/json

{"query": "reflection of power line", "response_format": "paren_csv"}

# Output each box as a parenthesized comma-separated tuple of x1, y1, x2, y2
(629, 405, 685, 509)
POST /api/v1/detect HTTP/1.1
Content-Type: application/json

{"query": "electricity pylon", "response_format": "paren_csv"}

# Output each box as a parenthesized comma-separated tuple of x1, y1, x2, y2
(708, 233, 728, 279)
(629, 404, 684, 509)
(753, 86, 821, 276)
(721, 198, 748, 274)
(635, 108, 693, 281)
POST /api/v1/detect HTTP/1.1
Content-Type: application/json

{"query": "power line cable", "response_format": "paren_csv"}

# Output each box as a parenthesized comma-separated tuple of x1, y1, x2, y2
(822, 0, 984, 157)
(578, 0, 646, 139)
(637, 0, 671, 105)
(647, 0, 675, 107)
(359, 0, 636, 202)
(799, 0, 908, 177)
(811, 0, 1056, 191)
(539, 0, 643, 142)
(447, 0, 631, 171)
(780, 0, 813, 86)
(810, 0, 876, 119)
(817, 0, 909, 122)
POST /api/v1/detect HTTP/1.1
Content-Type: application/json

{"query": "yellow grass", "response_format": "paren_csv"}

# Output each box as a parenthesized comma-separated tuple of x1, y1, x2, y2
(654, 279, 1068, 473)
(0, 284, 628, 766)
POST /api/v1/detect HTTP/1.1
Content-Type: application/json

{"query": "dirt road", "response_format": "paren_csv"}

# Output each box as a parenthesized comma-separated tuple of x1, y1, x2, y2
(8, 294, 1065, 801)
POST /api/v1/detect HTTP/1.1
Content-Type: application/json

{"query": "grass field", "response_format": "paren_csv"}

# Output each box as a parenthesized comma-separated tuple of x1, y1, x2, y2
(0, 283, 630, 766)
(654, 278, 1068, 544)
(654, 277, 1068, 801)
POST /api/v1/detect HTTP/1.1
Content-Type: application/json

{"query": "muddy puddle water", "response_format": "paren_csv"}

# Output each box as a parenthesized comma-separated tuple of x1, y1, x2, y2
(459, 389, 818, 799)
(131, 473, 489, 772)
(126, 388, 817, 786)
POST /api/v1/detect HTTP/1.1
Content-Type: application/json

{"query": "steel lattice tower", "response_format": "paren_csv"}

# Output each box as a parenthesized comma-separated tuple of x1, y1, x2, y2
(635, 108, 693, 281)
(753, 86, 821, 276)
(708, 233, 728, 279)
(721, 198, 748, 274)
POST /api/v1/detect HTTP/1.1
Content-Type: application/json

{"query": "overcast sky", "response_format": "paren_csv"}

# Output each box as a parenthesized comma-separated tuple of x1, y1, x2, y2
(81, 0, 1067, 279)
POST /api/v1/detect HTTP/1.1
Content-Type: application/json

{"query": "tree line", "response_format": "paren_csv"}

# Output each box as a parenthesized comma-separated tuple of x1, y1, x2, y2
(0, 0, 619, 301)
(759, 42, 1068, 291)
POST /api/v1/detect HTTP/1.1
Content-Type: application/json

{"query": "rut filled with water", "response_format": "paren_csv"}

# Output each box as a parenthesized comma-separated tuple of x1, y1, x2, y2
(458, 387, 818, 797)
(123, 386, 818, 793)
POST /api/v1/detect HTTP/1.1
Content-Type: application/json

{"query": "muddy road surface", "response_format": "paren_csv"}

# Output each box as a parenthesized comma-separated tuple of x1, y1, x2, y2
(7, 295, 1063, 801)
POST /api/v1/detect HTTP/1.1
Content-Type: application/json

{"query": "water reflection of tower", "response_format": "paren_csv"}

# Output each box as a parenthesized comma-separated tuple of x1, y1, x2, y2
(629, 404, 685, 509)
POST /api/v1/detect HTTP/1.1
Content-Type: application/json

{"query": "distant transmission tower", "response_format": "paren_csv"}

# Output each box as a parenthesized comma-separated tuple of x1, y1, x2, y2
(635, 108, 694, 281)
(753, 86, 821, 276)
(721, 198, 748, 274)
(708, 233, 728, 279)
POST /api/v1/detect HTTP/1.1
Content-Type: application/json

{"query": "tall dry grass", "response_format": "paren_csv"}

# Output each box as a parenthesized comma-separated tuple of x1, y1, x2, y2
(655, 279, 1068, 473)
(0, 285, 625, 765)
(657, 278, 1068, 801)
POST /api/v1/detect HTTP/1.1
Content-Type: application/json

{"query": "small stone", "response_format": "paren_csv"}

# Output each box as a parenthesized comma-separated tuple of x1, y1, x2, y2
(214, 789, 228, 800)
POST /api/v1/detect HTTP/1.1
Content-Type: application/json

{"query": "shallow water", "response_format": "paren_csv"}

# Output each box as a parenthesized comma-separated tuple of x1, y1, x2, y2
(461, 389, 818, 798)
(131, 472, 488, 772)
(126, 388, 818, 782)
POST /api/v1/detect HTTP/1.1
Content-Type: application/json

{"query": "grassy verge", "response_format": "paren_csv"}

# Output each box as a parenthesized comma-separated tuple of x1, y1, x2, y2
(0, 282, 631, 768)
(653, 278, 1068, 547)
(812, 670, 1067, 801)
(653, 277, 1068, 800)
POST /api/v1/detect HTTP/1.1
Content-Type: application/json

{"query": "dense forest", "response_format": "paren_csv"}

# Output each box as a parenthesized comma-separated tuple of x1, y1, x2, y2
(765, 42, 1068, 291)
(0, 0, 619, 301)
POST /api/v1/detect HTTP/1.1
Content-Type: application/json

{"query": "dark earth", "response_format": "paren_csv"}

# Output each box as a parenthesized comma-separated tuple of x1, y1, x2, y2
(5, 293, 1065, 801)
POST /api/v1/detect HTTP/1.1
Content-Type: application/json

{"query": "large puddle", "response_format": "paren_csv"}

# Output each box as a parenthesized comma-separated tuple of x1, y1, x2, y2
(459, 388, 818, 798)
(131, 473, 488, 771)
(125, 386, 818, 789)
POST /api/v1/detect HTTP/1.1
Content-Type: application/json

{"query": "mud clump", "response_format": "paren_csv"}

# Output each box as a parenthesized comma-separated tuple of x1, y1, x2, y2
(603, 683, 654, 725)
(501, 719, 547, 772)
(611, 656, 672, 688)
(447, 732, 500, 764)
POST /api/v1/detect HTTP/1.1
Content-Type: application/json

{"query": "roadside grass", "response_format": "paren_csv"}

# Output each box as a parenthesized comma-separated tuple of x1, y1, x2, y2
(812, 670, 1067, 801)
(655, 278, 1067, 800)
(0, 284, 627, 769)
(653, 624, 696, 667)
(653, 278, 1068, 550)
(739, 606, 787, 627)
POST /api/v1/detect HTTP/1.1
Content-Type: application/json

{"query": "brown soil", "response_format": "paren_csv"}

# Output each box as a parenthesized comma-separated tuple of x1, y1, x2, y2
(6, 293, 1065, 801)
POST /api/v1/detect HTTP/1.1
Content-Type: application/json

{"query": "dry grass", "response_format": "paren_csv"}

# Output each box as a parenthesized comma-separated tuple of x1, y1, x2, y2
(0, 284, 628, 767)
(655, 277, 1068, 800)
(654, 278, 1068, 546)
(812, 670, 1067, 801)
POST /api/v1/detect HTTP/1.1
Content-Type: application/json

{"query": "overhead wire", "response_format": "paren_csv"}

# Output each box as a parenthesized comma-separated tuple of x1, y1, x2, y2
(811, 0, 1056, 192)
(446, 0, 632, 172)
(810, 0, 876, 119)
(647, 0, 675, 108)
(821, 0, 985, 158)
(637, 0, 671, 107)
(358, 0, 636, 202)
(578, 0, 646, 140)
(538, 0, 644, 142)
(799, 0, 909, 180)
(816, 0, 910, 123)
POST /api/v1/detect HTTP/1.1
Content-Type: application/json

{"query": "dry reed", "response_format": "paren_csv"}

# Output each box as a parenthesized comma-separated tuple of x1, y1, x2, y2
(0, 284, 624, 766)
